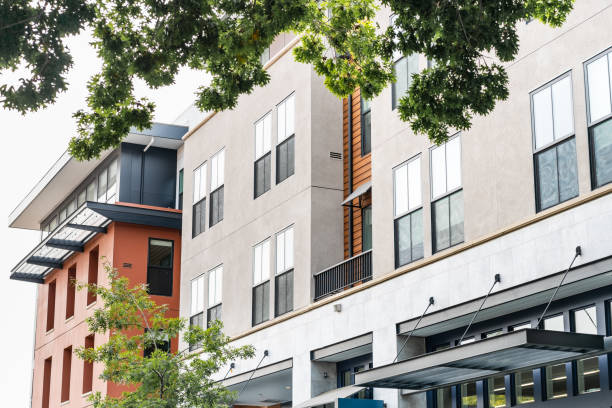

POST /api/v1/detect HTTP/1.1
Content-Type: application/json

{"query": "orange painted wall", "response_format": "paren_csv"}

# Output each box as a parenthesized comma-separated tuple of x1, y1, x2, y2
(31, 219, 182, 408)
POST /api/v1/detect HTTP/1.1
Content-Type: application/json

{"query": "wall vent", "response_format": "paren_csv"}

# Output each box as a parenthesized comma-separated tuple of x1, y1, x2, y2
(329, 152, 342, 160)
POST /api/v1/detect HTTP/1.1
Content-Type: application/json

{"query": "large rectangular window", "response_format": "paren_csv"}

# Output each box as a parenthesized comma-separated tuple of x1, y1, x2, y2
(87, 247, 98, 306)
(189, 274, 204, 351)
(392, 54, 418, 110)
(542, 314, 567, 400)
(571, 305, 600, 395)
(361, 97, 371, 155)
(207, 265, 223, 327)
(431, 136, 463, 253)
(460, 381, 477, 408)
(255, 113, 272, 198)
(209, 149, 225, 227)
(253, 239, 270, 325)
(61, 345, 72, 403)
(277, 94, 296, 184)
(531, 74, 578, 211)
(46, 280, 56, 332)
(192, 162, 207, 237)
(65, 266, 76, 320)
(147, 239, 173, 296)
(82, 335, 94, 394)
(585, 48, 612, 188)
(42, 357, 52, 408)
(275, 227, 294, 317)
(487, 376, 506, 408)
(394, 156, 423, 267)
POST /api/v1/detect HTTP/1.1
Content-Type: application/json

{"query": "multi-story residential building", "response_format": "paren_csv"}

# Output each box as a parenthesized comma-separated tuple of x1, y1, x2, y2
(9, 124, 187, 408)
(178, 2, 612, 408)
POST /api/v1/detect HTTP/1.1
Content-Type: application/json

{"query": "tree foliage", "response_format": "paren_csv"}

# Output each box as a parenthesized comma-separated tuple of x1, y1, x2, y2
(75, 262, 254, 408)
(0, 0, 574, 159)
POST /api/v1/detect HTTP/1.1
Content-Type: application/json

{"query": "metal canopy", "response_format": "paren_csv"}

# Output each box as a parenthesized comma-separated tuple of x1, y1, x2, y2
(10, 202, 182, 283)
(355, 329, 604, 392)
(292, 386, 365, 408)
(341, 181, 371, 207)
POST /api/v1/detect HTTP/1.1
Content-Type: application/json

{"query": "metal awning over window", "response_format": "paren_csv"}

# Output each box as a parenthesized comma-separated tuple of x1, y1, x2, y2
(292, 385, 365, 408)
(341, 181, 371, 208)
(10, 202, 182, 283)
(355, 329, 605, 392)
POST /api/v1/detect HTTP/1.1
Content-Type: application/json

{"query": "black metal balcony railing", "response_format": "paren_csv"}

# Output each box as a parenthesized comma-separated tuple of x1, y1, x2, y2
(314, 250, 372, 301)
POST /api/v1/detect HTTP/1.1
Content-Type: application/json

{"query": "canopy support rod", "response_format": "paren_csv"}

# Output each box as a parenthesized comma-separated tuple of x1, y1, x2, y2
(458, 274, 501, 345)
(223, 362, 235, 380)
(393, 297, 435, 363)
(236, 350, 268, 401)
(536, 246, 582, 328)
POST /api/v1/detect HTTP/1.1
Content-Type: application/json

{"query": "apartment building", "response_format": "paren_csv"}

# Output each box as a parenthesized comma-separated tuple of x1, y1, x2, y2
(179, 2, 612, 408)
(9, 124, 187, 408)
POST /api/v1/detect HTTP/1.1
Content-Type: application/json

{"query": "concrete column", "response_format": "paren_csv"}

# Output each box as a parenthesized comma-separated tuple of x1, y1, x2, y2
(292, 352, 337, 405)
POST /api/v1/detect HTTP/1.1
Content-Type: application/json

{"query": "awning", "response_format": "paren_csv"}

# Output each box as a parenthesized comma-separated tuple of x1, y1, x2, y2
(293, 386, 365, 408)
(355, 329, 604, 392)
(10, 202, 182, 283)
(341, 182, 371, 207)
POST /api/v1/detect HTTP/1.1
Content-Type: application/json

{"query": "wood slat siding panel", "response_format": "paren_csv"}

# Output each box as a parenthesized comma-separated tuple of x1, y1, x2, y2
(343, 87, 372, 258)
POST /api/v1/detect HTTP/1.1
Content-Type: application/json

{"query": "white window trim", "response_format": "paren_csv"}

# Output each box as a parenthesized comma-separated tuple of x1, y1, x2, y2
(276, 225, 294, 275)
(584, 47, 612, 126)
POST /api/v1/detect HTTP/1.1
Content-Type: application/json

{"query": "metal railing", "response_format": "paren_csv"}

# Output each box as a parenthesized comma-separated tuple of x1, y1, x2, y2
(314, 250, 372, 301)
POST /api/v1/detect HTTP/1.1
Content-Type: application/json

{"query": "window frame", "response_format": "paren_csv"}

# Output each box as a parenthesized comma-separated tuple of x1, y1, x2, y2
(252, 238, 271, 326)
(361, 96, 371, 156)
(275, 226, 294, 276)
(192, 161, 207, 237)
(146, 238, 174, 297)
(209, 148, 225, 227)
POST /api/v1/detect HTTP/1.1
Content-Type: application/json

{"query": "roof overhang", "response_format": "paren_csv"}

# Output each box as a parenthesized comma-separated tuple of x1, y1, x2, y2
(355, 329, 605, 392)
(341, 181, 371, 207)
(10, 201, 181, 283)
(223, 359, 293, 407)
(311, 333, 373, 362)
(293, 386, 366, 408)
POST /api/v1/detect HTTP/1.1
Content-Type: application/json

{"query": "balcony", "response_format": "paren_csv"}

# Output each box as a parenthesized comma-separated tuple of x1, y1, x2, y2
(314, 250, 372, 301)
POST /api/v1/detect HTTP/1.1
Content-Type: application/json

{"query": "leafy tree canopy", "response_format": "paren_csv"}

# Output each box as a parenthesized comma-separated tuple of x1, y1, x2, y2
(1, 0, 574, 159)
(75, 262, 254, 408)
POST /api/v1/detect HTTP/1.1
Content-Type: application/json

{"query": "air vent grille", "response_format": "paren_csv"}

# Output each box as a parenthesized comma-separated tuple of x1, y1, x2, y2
(329, 152, 342, 160)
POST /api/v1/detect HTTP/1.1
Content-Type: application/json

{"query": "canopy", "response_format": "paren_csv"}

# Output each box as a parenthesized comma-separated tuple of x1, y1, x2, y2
(293, 386, 366, 408)
(341, 182, 372, 207)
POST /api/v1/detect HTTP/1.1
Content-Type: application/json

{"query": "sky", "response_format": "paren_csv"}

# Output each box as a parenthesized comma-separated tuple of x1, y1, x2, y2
(0, 32, 208, 406)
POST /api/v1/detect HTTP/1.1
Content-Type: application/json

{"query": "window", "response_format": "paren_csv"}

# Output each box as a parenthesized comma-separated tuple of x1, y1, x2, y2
(77, 189, 86, 207)
(542, 314, 567, 400)
(98, 168, 107, 202)
(571, 305, 600, 394)
(209, 149, 225, 227)
(66, 266, 76, 320)
(394, 156, 423, 267)
(275, 227, 294, 317)
(147, 239, 173, 296)
(515, 369, 535, 404)
(487, 376, 506, 408)
(531, 74, 578, 211)
(86, 179, 97, 202)
(362, 206, 372, 251)
(207, 265, 223, 327)
(585, 48, 612, 188)
(361, 97, 371, 155)
(255, 113, 272, 197)
(143, 329, 170, 358)
(42, 357, 52, 408)
(460, 382, 477, 408)
(178, 169, 184, 210)
(87, 247, 98, 306)
(253, 239, 270, 325)
(61, 346, 72, 403)
(392, 54, 418, 110)
(46, 280, 56, 332)
(82, 335, 94, 394)
(277, 94, 295, 184)
(260, 47, 270, 65)
(189, 275, 204, 351)
(431, 136, 463, 252)
(192, 162, 207, 237)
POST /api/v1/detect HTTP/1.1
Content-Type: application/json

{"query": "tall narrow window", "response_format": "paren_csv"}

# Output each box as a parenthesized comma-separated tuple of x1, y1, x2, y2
(487, 376, 506, 408)
(460, 381, 477, 408)
(431, 135, 463, 253)
(42, 357, 52, 408)
(361, 97, 371, 155)
(192, 162, 207, 237)
(254, 113, 272, 197)
(277, 94, 296, 184)
(585, 48, 612, 188)
(178, 169, 184, 210)
(97, 168, 107, 202)
(275, 227, 294, 317)
(65, 266, 76, 320)
(106, 158, 118, 202)
(394, 156, 423, 267)
(189, 275, 204, 350)
(61, 346, 72, 403)
(571, 305, 600, 394)
(87, 247, 98, 306)
(147, 239, 173, 296)
(82, 335, 94, 394)
(541, 314, 567, 400)
(531, 74, 578, 211)
(260, 47, 270, 65)
(392, 54, 418, 110)
(207, 266, 223, 327)
(46, 280, 56, 332)
(253, 239, 270, 325)
(86, 179, 97, 202)
(209, 149, 225, 227)
(362, 206, 372, 251)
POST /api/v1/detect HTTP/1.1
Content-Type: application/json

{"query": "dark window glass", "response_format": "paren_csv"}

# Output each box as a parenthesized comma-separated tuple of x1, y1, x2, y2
(515, 369, 535, 404)
(207, 304, 222, 327)
(147, 239, 173, 296)
(275, 269, 294, 317)
(252, 281, 270, 325)
(432, 190, 463, 253)
(178, 169, 184, 210)
(276, 135, 295, 184)
(535, 137, 578, 211)
(143, 329, 170, 358)
(460, 382, 477, 408)
(545, 363, 568, 400)
(254, 153, 271, 198)
(590, 117, 612, 188)
(435, 387, 452, 408)
(361, 98, 371, 155)
(46, 280, 56, 332)
(394, 208, 424, 267)
(209, 186, 224, 227)
(571, 305, 600, 394)
(362, 206, 372, 251)
(188, 312, 203, 351)
(487, 376, 506, 408)
(192, 198, 205, 238)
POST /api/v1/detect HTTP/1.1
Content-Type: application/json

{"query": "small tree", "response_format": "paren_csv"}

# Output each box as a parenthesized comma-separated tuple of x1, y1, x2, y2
(76, 262, 254, 408)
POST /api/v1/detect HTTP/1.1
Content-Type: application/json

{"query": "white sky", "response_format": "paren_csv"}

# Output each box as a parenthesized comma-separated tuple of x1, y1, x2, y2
(0, 32, 208, 406)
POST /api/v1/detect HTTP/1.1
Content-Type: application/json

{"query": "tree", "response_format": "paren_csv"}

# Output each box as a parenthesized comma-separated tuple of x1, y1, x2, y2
(1, 0, 574, 159)
(75, 261, 254, 408)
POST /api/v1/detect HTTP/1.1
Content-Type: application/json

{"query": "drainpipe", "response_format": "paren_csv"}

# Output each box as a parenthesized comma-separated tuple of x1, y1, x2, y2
(347, 94, 354, 258)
